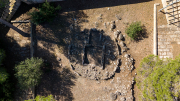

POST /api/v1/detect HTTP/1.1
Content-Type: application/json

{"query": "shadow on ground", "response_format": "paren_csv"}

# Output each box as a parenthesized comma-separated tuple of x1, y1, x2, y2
(58, 0, 152, 11)
(35, 9, 117, 67)
(36, 68, 76, 101)
(0, 24, 30, 100)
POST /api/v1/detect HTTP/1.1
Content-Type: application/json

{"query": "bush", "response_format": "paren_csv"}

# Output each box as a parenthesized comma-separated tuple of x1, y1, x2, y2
(14, 57, 44, 90)
(0, 49, 5, 65)
(29, 2, 61, 25)
(125, 21, 142, 40)
(0, 0, 8, 8)
(136, 55, 180, 101)
(25, 95, 56, 101)
(0, 49, 15, 101)
(0, 49, 7, 84)
(0, 67, 9, 84)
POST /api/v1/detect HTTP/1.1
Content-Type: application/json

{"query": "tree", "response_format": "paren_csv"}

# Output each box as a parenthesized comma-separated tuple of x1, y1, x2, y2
(25, 95, 56, 101)
(14, 57, 44, 90)
(136, 55, 180, 101)
(0, 0, 8, 8)
(0, 49, 8, 84)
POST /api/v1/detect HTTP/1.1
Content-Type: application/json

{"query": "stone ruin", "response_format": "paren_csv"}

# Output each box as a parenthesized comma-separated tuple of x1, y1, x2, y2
(68, 28, 134, 81)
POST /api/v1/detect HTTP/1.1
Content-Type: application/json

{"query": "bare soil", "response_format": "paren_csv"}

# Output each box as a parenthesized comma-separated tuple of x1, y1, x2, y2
(2, 0, 168, 100)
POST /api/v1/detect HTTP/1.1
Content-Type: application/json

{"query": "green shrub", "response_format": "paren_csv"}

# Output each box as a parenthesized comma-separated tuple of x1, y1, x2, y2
(0, 67, 9, 84)
(0, 0, 8, 8)
(0, 49, 7, 84)
(14, 57, 44, 90)
(29, 2, 61, 25)
(125, 21, 142, 40)
(25, 94, 56, 101)
(136, 55, 180, 101)
(0, 49, 5, 65)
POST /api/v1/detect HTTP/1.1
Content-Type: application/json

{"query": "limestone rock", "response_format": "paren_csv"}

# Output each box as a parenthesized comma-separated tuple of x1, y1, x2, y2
(110, 93, 117, 100)
(119, 34, 124, 40)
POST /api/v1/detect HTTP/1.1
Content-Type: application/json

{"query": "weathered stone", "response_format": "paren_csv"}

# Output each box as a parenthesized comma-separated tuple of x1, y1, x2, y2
(104, 22, 107, 28)
(111, 23, 116, 30)
(119, 34, 124, 40)
(124, 54, 129, 58)
(110, 93, 117, 100)
(120, 41, 125, 47)
(115, 15, 122, 20)
(116, 91, 121, 95)
(114, 31, 119, 36)
(57, 57, 61, 61)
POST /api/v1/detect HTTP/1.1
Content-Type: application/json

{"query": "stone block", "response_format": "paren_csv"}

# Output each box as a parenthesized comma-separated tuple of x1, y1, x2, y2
(170, 35, 177, 38)
(164, 42, 170, 45)
(159, 45, 166, 48)
(158, 42, 164, 45)
(159, 56, 164, 59)
(159, 38, 166, 41)
(167, 45, 172, 48)
(163, 49, 170, 52)
(161, 52, 166, 55)
(167, 38, 173, 41)
(158, 49, 163, 52)
(164, 56, 170, 58)
(158, 35, 163, 38)
(167, 52, 173, 56)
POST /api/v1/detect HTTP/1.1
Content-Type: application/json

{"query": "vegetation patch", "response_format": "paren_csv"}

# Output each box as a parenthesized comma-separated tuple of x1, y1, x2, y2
(25, 94, 56, 101)
(125, 21, 143, 40)
(29, 2, 61, 25)
(136, 55, 180, 101)
(0, 0, 8, 8)
(14, 57, 44, 90)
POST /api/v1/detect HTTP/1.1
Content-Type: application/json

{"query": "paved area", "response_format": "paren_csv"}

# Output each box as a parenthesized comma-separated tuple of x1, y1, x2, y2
(158, 25, 180, 59)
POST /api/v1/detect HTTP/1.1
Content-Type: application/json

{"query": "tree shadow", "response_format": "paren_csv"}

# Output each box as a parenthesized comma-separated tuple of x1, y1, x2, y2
(35, 67, 76, 101)
(135, 25, 149, 41)
(0, 24, 31, 100)
(58, 0, 153, 11)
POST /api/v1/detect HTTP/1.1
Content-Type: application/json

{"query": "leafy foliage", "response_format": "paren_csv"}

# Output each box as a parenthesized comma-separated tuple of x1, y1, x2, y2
(0, 49, 8, 84)
(136, 55, 180, 101)
(0, 67, 9, 84)
(125, 21, 142, 40)
(25, 95, 56, 101)
(0, 49, 5, 65)
(0, 48, 15, 101)
(29, 2, 61, 25)
(0, 0, 8, 8)
(14, 57, 44, 90)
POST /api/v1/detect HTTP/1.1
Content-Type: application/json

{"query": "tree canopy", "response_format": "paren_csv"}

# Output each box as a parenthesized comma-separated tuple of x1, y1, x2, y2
(14, 57, 44, 90)
(136, 55, 180, 101)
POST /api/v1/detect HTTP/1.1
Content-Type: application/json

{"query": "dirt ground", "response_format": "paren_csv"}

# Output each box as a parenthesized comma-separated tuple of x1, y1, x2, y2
(2, 0, 168, 100)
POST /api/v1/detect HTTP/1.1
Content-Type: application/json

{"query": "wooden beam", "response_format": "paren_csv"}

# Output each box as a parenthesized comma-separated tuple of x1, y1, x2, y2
(0, 18, 30, 37)
(11, 20, 30, 23)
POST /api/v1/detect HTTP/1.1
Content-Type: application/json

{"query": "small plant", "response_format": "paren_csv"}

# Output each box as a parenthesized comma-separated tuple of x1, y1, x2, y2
(25, 94, 56, 101)
(29, 2, 61, 25)
(14, 57, 44, 90)
(125, 21, 142, 40)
